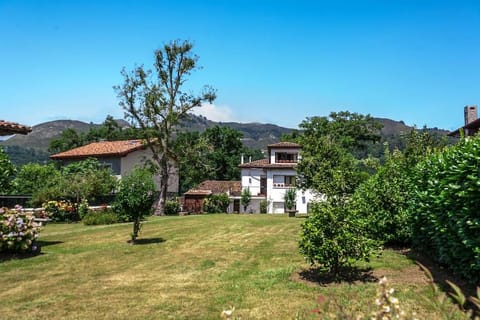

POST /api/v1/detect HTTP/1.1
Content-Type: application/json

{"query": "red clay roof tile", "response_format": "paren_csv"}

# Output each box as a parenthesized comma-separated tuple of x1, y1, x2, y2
(50, 140, 146, 159)
(0, 120, 32, 136)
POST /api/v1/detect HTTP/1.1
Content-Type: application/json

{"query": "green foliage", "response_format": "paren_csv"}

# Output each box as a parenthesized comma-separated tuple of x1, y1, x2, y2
(115, 39, 216, 215)
(295, 112, 381, 196)
(284, 188, 297, 210)
(42, 200, 78, 222)
(12, 162, 60, 196)
(203, 193, 230, 213)
(409, 137, 480, 283)
(174, 126, 263, 193)
(260, 199, 268, 214)
(298, 135, 367, 196)
(82, 208, 120, 225)
(350, 150, 413, 245)
(0, 146, 16, 193)
(0, 207, 40, 253)
(299, 197, 379, 276)
(240, 187, 251, 212)
(2, 145, 50, 167)
(113, 167, 156, 242)
(165, 200, 181, 215)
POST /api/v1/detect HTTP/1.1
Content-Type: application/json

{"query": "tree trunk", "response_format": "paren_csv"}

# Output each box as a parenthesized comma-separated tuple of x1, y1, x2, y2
(153, 158, 169, 216)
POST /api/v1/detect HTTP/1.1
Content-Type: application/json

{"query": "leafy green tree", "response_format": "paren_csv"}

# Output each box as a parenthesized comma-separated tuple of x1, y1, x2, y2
(48, 128, 85, 154)
(204, 126, 244, 181)
(299, 197, 379, 277)
(296, 111, 382, 197)
(0, 146, 17, 193)
(113, 167, 156, 243)
(115, 40, 216, 215)
(173, 131, 214, 193)
(12, 163, 60, 195)
(240, 187, 251, 212)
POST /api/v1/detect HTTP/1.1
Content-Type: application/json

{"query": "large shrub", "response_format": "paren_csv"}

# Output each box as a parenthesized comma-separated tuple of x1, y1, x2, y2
(113, 167, 156, 243)
(203, 193, 230, 213)
(82, 208, 119, 225)
(410, 137, 480, 283)
(350, 150, 412, 245)
(299, 197, 379, 276)
(0, 207, 40, 253)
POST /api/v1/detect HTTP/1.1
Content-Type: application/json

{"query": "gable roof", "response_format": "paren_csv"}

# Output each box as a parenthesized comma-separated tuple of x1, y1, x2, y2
(448, 118, 480, 137)
(184, 180, 242, 196)
(0, 120, 32, 136)
(267, 141, 301, 149)
(50, 140, 147, 160)
(239, 158, 297, 169)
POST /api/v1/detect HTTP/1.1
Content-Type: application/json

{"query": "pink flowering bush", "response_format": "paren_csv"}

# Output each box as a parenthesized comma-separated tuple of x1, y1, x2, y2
(0, 206, 41, 253)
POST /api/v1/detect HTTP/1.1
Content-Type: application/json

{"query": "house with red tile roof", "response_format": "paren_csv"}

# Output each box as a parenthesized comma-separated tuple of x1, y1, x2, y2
(239, 142, 318, 214)
(50, 140, 179, 193)
(0, 120, 32, 136)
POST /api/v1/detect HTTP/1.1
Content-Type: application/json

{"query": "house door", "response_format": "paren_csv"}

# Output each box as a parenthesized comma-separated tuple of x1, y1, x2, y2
(260, 177, 267, 196)
(233, 199, 240, 213)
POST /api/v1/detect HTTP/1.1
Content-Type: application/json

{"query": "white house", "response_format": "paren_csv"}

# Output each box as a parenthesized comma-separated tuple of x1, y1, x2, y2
(50, 139, 179, 194)
(238, 142, 317, 214)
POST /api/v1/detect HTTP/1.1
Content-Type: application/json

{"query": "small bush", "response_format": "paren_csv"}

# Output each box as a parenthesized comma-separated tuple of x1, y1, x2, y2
(165, 200, 180, 215)
(203, 193, 230, 213)
(299, 197, 379, 276)
(82, 208, 119, 225)
(0, 206, 40, 253)
(42, 200, 78, 222)
(260, 200, 268, 214)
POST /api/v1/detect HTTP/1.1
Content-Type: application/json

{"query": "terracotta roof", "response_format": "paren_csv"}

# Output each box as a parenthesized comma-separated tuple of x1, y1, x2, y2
(0, 120, 32, 136)
(197, 180, 242, 194)
(184, 180, 242, 196)
(267, 141, 301, 149)
(239, 158, 297, 169)
(184, 189, 212, 196)
(50, 140, 146, 159)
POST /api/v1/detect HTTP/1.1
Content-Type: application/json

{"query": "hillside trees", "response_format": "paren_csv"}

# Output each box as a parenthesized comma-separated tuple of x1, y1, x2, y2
(115, 40, 216, 215)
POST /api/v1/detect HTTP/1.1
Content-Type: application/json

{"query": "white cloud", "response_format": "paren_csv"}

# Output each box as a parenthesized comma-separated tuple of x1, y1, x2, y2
(193, 103, 238, 122)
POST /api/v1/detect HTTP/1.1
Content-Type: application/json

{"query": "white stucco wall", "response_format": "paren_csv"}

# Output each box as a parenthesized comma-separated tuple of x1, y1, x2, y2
(240, 168, 265, 196)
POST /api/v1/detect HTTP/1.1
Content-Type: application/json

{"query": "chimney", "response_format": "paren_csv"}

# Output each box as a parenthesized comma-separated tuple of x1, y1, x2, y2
(464, 105, 478, 125)
(241, 154, 244, 164)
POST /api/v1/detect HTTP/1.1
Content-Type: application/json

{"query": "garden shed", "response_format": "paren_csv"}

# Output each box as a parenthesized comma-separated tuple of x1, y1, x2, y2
(182, 180, 241, 214)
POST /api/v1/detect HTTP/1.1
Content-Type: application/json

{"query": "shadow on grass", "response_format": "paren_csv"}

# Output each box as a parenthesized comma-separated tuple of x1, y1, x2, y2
(403, 248, 478, 303)
(297, 266, 378, 286)
(36, 240, 63, 247)
(0, 240, 63, 263)
(128, 237, 166, 245)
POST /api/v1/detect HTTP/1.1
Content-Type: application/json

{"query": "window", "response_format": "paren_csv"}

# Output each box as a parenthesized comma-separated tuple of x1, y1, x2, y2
(275, 152, 298, 163)
(273, 175, 296, 188)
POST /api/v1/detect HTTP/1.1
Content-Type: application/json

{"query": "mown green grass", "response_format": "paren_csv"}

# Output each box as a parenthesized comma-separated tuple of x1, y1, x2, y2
(0, 214, 465, 319)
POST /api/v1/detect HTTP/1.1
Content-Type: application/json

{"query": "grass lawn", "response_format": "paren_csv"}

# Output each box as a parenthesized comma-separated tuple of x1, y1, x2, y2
(0, 214, 468, 319)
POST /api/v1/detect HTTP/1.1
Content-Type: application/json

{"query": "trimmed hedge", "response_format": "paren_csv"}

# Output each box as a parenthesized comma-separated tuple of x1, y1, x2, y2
(410, 137, 480, 283)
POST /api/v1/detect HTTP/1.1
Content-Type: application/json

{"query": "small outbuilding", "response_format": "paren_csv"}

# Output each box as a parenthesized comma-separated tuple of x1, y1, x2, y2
(182, 180, 241, 214)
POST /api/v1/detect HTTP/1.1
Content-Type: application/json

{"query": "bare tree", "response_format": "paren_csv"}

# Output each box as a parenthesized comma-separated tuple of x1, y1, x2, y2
(115, 40, 216, 215)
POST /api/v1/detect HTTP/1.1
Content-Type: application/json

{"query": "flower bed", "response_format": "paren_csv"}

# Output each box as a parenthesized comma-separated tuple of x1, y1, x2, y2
(0, 206, 41, 253)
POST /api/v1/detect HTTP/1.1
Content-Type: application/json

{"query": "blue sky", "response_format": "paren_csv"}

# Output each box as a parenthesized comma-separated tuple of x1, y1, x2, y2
(1, 0, 479, 131)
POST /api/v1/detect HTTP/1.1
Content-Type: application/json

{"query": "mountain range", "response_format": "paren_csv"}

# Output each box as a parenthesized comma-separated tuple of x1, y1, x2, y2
(0, 114, 451, 166)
